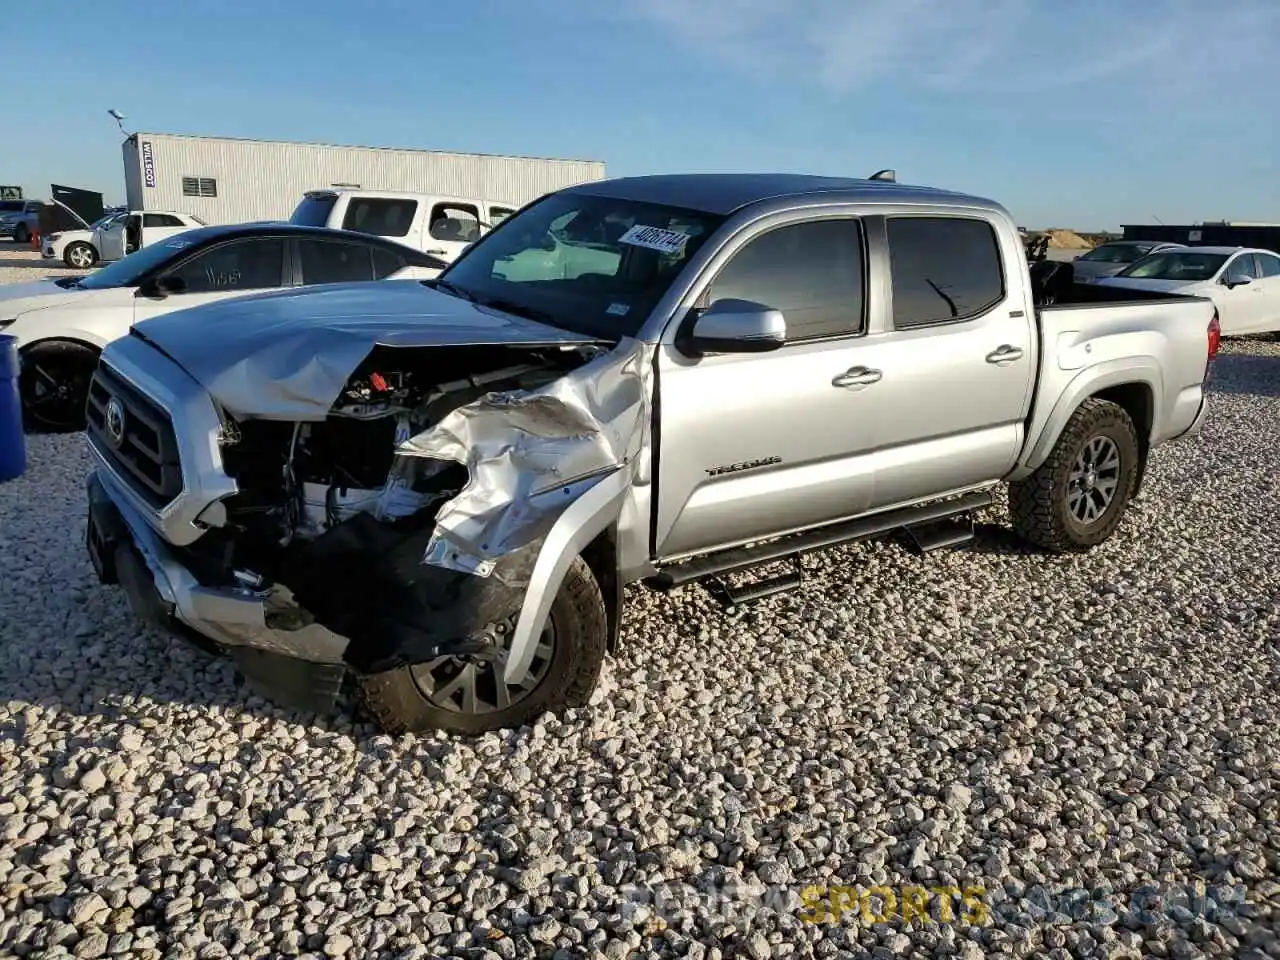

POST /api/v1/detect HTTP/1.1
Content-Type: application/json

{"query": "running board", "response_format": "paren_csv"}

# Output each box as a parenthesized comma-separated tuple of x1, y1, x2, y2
(646, 491, 994, 596)
(902, 516, 976, 555)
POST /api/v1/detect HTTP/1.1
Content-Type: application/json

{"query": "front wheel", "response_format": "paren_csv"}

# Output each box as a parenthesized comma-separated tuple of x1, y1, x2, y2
(19, 341, 100, 432)
(1009, 398, 1140, 552)
(359, 556, 608, 734)
(12, 224, 29, 245)
(64, 242, 98, 269)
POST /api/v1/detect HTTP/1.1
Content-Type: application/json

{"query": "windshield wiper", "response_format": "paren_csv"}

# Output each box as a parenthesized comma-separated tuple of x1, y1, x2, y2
(472, 295, 563, 329)
(424, 278, 476, 303)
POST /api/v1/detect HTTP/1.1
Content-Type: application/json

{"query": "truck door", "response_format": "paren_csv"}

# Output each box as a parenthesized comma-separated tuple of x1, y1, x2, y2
(653, 214, 880, 561)
(847, 214, 1036, 512)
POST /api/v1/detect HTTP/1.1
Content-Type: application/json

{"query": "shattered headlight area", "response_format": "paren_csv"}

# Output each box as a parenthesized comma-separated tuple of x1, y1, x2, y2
(200, 338, 646, 675)
(394, 340, 646, 579)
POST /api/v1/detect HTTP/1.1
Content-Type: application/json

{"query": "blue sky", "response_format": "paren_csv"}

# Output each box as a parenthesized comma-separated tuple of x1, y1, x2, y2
(7, 0, 1278, 229)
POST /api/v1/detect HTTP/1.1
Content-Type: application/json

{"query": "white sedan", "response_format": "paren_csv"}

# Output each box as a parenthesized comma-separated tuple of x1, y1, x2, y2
(3, 223, 444, 430)
(1094, 246, 1280, 336)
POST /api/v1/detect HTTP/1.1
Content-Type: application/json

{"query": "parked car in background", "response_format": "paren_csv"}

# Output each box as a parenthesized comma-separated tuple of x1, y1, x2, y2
(94, 210, 208, 263)
(1072, 240, 1186, 282)
(0, 199, 43, 244)
(81, 172, 1219, 733)
(1094, 246, 1280, 335)
(289, 189, 519, 263)
(0, 223, 446, 430)
(42, 210, 128, 268)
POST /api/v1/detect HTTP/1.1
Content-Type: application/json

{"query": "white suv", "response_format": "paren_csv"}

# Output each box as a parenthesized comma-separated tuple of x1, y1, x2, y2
(289, 189, 517, 263)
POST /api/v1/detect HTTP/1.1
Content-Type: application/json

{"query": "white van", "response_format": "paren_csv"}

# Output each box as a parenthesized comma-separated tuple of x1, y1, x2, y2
(288, 189, 518, 263)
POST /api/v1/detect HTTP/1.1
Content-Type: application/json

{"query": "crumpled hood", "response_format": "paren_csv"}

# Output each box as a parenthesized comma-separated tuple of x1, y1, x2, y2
(0, 279, 97, 316)
(127, 280, 606, 419)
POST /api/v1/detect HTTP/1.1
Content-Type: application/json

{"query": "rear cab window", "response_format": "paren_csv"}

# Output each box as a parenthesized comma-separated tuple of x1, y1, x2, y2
(886, 216, 1005, 328)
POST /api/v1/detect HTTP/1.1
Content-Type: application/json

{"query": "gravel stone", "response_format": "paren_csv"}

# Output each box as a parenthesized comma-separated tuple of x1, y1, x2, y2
(0, 252, 1277, 960)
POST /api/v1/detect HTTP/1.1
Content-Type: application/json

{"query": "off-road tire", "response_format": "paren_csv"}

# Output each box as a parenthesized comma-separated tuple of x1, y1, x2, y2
(358, 556, 608, 735)
(1009, 398, 1140, 553)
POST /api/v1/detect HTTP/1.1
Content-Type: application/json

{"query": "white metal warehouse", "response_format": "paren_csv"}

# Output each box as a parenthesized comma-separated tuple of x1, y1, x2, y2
(121, 132, 607, 225)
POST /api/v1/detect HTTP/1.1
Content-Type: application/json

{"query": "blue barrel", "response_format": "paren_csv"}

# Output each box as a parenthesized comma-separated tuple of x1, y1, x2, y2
(0, 335, 26, 482)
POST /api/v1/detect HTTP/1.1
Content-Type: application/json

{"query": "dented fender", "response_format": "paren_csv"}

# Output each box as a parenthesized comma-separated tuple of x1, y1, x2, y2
(504, 467, 630, 684)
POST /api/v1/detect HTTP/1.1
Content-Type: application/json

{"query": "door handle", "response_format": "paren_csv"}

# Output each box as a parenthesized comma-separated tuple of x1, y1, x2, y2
(832, 366, 882, 388)
(986, 344, 1024, 364)
(426, 249, 447, 256)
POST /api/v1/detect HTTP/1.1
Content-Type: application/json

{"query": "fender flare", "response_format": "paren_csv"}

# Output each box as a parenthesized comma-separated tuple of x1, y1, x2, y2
(1013, 358, 1161, 479)
(503, 468, 630, 685)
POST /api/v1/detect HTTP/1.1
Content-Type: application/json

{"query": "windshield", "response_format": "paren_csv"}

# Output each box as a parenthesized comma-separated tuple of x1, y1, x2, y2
(72, 235, 200, 290)
(436, 193, 724, 338)
(1079, 243, 1150, 264)
(1117, 251, 1228, 281)
(290, 194, 337, 227)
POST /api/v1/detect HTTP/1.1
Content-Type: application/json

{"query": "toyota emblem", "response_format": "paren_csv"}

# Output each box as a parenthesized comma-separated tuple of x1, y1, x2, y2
(104, 397, 127, 446)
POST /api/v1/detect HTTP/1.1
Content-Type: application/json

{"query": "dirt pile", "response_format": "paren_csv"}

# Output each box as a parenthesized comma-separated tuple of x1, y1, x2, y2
(1044, 228, 1093, 250)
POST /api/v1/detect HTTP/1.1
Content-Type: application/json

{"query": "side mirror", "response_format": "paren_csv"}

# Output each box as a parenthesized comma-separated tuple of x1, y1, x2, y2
(679, 298, 787, 357)
(1223, 275, 1251, 288)
(136, 275, 187, 298)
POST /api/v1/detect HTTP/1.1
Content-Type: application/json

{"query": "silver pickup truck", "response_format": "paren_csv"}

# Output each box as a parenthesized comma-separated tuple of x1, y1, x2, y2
(83, 174, 1221, 734)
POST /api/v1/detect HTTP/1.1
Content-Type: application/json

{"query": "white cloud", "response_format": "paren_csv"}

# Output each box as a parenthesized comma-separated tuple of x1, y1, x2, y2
(624, 0, 1280, 96)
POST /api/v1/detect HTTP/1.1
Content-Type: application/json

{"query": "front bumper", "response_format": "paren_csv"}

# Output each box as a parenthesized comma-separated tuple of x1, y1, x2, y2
(0, 225, 15, 239)
(87, 469, 351, 711)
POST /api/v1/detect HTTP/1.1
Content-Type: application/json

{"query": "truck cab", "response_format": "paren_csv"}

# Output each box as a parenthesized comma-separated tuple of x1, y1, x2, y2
(288, 189, 518, 263)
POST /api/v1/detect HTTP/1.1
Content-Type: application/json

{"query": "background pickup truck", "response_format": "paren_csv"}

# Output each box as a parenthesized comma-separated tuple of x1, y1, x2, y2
(83, 173, 1220, 734)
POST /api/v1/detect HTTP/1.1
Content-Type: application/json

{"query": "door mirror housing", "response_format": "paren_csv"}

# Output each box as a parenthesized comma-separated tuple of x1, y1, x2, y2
(136, 274, 187, 298)
(1222, 274, 1251, 288)
(679, 298, 787, 357)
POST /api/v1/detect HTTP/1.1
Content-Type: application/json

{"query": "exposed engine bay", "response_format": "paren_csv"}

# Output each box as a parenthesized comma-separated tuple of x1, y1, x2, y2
(213, 343, 608, 568)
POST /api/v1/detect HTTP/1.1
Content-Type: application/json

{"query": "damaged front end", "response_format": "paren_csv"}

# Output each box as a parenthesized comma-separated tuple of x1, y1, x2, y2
(87, 330, 647, 717)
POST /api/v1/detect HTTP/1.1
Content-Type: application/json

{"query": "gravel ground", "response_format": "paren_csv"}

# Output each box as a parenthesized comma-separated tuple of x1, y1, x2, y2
(1, 251, 1278, 958)
(0, 246, 91, 283)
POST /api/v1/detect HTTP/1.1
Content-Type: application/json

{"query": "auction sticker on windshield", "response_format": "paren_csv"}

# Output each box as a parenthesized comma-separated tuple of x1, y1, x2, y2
(618, 225, 691, 255)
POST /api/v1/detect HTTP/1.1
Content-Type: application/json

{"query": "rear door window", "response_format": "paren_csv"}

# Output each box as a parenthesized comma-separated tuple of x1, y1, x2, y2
(887, 217, 1005, 328)
(1256, 253, 1280, 278)
(298, 238, 376, 284)
(343, 198, 418, 238)
(165, 238, 287, 293)
(143, 213, 186, 228)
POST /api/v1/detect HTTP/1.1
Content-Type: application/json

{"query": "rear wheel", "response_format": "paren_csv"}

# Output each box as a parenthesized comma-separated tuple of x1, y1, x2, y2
(1009, 398, 1140, 552)
(359, 556, 608, 734)
(64, 242, 97, 269)
(19, 341, 100, 433)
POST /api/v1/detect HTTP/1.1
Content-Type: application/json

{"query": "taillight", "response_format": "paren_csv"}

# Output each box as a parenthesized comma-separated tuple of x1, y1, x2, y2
(1207, 311, 1221, 360)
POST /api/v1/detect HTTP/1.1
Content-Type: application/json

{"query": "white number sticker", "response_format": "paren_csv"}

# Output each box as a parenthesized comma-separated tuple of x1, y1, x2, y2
(618, 225, 691, 255)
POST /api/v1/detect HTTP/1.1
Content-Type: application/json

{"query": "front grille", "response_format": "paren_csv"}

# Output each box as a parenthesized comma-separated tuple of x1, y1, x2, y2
(86, 365, 182, 509)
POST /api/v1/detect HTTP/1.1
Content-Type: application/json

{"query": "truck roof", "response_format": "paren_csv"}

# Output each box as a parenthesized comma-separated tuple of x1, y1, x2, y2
(562, 173, 1001, 217)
